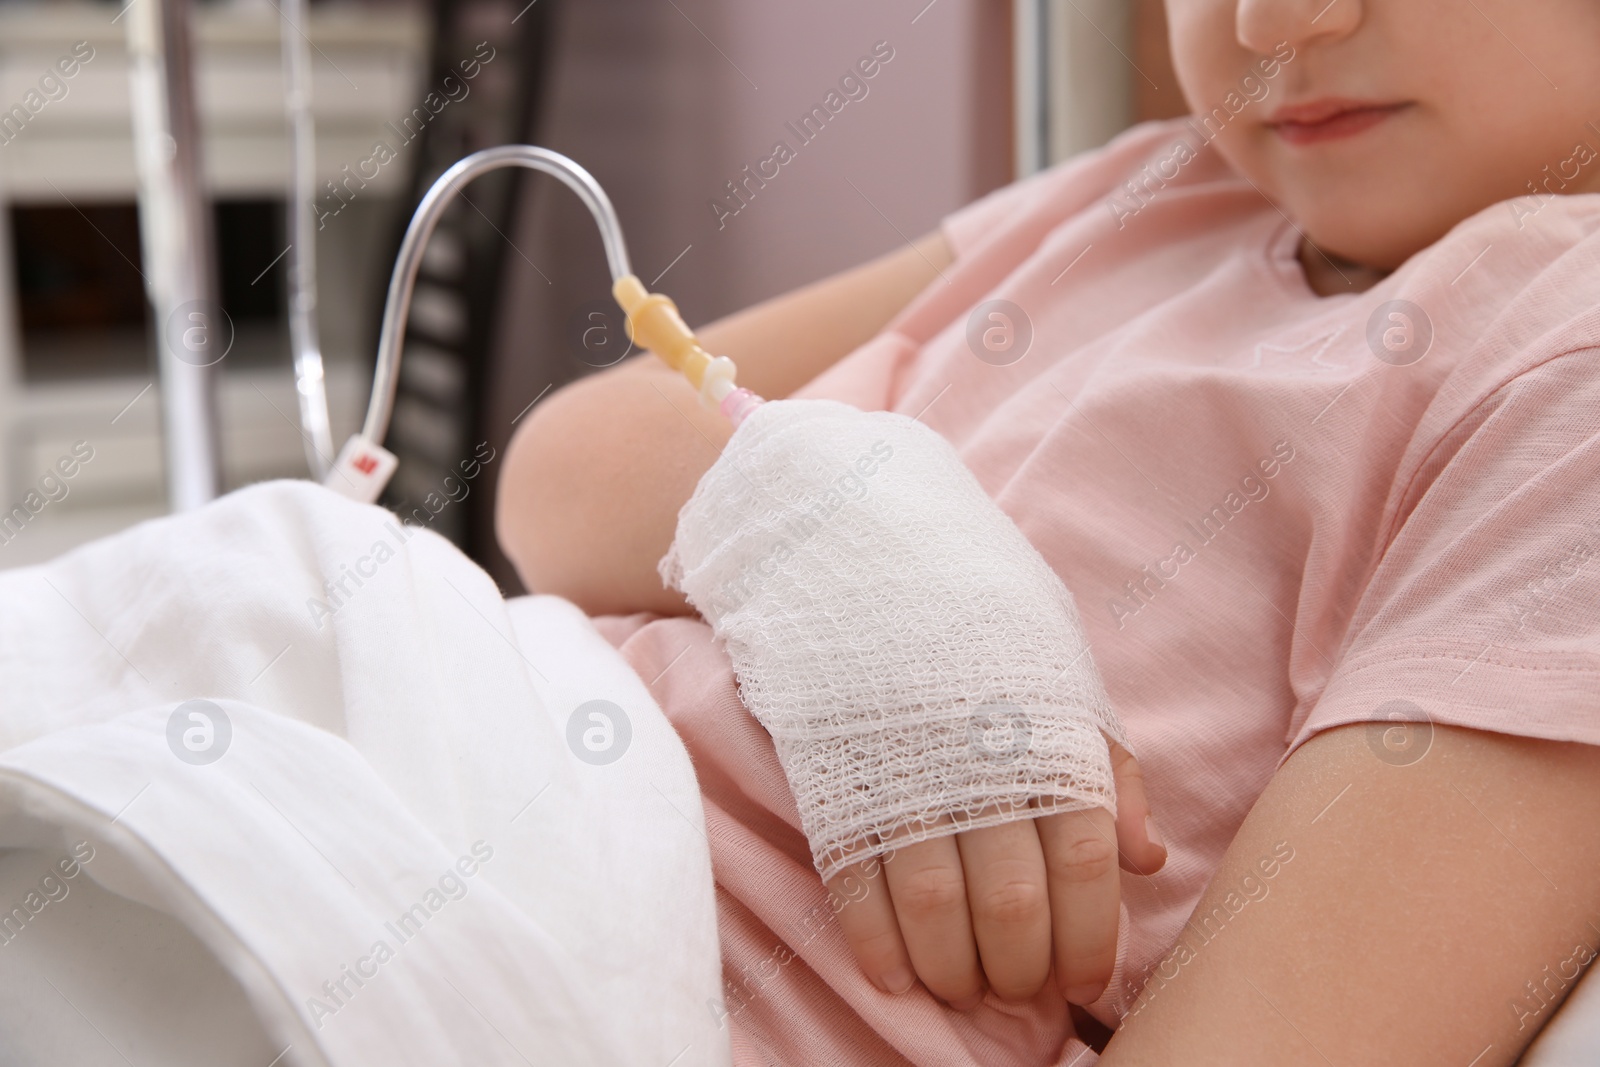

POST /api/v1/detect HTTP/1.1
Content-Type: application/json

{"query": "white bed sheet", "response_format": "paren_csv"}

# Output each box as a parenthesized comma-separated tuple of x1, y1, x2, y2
(0, 481, 727, 1066)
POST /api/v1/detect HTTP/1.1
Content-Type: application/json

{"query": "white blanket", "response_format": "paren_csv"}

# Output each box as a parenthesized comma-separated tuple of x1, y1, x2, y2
(0, 481, 728, 1066)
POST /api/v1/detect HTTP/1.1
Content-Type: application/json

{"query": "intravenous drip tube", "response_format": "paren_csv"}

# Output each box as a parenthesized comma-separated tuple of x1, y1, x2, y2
(347, 146, 1128, 888)
(359, 145, 764, 452)
(281, 0, 335, 481)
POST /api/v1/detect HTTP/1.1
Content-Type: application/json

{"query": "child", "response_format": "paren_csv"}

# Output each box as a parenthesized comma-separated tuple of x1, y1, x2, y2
(499, 2, 1600, 1063)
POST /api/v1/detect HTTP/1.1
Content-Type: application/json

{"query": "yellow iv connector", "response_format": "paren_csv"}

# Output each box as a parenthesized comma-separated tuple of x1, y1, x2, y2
(611, 275, 740, 408)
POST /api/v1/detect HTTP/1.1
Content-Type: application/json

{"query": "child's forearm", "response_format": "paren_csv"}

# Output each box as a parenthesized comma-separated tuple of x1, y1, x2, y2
(1101, 722, 1600, 1065)
(496, 230, 952, 614)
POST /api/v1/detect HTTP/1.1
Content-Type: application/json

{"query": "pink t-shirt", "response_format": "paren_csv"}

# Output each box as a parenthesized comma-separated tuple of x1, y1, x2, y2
(596, 118, 1600, 1066)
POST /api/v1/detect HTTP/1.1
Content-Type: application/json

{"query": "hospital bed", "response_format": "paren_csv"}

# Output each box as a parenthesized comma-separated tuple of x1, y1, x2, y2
(1, 0, 1589, 1061)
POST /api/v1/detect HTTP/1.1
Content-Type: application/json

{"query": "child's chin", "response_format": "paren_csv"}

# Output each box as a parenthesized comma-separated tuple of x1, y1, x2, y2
(1294, 198, 1439, 274)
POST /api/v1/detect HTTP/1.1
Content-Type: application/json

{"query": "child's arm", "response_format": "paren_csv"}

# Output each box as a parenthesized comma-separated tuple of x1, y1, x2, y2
(497, 230, 953, 617)
(1100, 722, 1600, 1065)
(498, 230, 1170, 1007)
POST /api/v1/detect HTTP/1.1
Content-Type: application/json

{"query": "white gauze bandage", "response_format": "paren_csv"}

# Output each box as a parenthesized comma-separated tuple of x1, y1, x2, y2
(661, 399, 1128, 882)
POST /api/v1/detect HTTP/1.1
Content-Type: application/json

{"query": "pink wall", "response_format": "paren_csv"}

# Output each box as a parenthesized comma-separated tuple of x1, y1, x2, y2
(705, 0, 1011, 305)
(478, 0, 1010, 586)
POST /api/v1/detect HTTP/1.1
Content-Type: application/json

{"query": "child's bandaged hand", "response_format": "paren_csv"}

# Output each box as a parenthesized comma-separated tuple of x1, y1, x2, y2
(824, 738, 1165, 1008)
(663, 399, 1159, 1005)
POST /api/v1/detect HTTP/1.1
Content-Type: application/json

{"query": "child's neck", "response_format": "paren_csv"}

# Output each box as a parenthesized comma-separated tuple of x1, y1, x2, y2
(1299, 240, 1391, 297)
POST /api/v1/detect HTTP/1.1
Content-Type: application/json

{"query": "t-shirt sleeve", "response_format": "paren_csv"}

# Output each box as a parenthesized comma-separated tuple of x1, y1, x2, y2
(1286, 347, 1600, 759)
(939, 163, 1065, 260)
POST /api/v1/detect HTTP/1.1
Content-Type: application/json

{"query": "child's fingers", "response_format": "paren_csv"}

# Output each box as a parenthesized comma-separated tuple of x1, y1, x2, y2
(953, 820, 1053, 1001)
(881, 836, 986, 1009)
(1108, 739, 1168, 876)
(829, 739, 1160, 1011)
(826, 857, 916, 995)
(1036, 805, 1121, 1005)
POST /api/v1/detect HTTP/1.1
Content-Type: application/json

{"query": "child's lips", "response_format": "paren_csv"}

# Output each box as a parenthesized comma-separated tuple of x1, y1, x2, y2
(1266, 99, 1410, 146)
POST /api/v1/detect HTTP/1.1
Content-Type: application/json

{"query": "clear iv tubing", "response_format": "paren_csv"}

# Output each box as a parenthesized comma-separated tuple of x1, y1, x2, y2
(363, 147, 629, 443)
(281, 0, 335, 480)
(360, 144, 764, 448)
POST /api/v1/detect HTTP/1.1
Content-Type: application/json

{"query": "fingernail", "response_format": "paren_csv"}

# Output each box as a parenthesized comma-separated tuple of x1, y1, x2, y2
(950, 991, 984, 1012)
(1144, 814, 1167, 853)
(881, 967, 916, 995)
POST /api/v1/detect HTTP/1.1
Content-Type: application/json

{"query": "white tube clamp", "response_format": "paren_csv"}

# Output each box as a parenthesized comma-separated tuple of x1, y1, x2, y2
(324, 436, 399, 504)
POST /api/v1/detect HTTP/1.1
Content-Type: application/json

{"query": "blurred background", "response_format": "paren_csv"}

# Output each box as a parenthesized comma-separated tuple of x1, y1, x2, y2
(0, 0, 1182, 591)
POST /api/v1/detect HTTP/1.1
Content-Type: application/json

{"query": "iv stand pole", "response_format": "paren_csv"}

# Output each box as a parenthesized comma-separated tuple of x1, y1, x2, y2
(126, 0, 223, 511)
